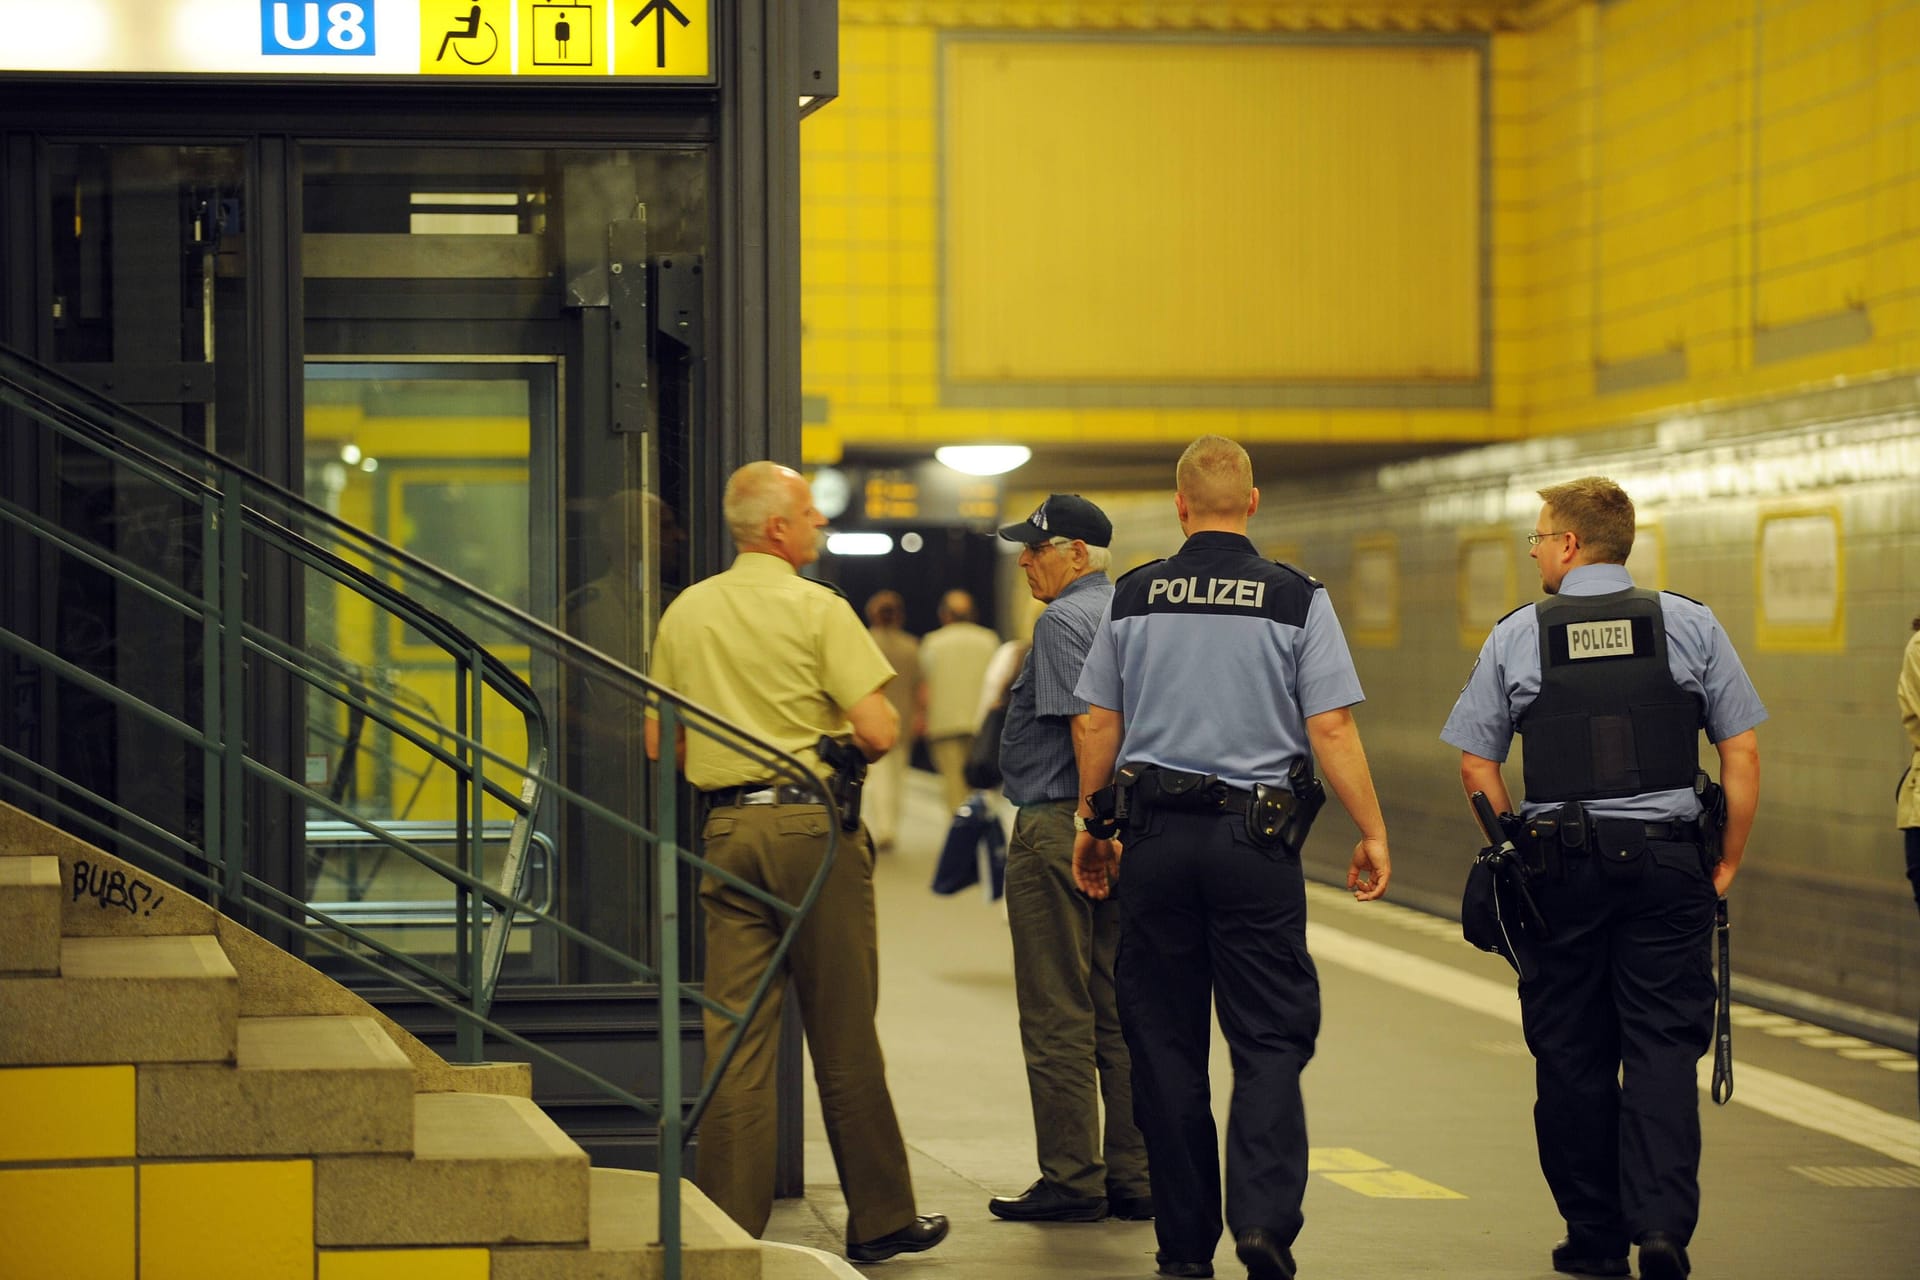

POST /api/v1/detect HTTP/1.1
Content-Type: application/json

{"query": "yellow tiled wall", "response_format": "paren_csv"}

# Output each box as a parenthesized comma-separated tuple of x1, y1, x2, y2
(141, 1160, 314, 1280)
(0, 1165, 136, 1280)
(0, 1065, 135, 1162)
(802, 0, 1920, 457)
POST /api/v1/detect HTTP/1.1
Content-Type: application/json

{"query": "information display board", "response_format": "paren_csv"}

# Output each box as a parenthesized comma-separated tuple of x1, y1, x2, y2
(0, 0, 711, 79)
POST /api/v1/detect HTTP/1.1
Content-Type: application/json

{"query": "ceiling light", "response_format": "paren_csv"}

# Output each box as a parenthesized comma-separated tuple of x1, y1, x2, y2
(936, 445, 1031, 477)
(826, 532, 893, 556)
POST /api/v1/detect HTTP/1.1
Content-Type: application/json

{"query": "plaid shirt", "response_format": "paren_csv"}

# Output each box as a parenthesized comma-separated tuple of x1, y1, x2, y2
(1000, 572, 1112, 806)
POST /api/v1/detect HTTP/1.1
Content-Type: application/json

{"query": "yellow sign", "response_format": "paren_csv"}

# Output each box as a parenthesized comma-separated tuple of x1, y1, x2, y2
(421, 1, 509, 75)
(613, 0, 709, 77)
(520, 0, 606, 75)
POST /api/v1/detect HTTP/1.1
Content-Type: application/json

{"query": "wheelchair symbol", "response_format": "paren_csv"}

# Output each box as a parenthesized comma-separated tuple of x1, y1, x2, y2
(436, 4, 500, 66)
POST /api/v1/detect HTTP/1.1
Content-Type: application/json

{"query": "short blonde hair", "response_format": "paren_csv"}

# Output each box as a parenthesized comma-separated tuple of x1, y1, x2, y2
(723, 461, 803, 549)
(1176, 435, 1253, 518)
(1538, 476, 1635, 563)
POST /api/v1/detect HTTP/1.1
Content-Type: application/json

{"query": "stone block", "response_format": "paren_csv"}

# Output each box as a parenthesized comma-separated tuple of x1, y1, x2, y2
(0, 854, 60, 974)
(139, 1015, 414, 1157)
(316, 1093, 589, 1246)
(0, 935, 236, 1065)
(491, 1168, 763, 1280)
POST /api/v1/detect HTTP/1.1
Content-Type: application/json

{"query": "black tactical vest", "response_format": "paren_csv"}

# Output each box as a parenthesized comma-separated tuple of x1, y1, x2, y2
(1519, 587, 1704, 802)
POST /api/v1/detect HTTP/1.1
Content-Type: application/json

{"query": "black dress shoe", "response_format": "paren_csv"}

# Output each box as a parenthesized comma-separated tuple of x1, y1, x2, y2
(1106, 1187, 1155, 1220)
(846, 1214, 949, 1262)
(1551, 1235, 1629, 1276)
(1637, 1232, 1691, 1280)
(1235, 1228, 1296, 1280)
(1154, 1255, 1213, 1278)
(987, 1179, 1107, 1222)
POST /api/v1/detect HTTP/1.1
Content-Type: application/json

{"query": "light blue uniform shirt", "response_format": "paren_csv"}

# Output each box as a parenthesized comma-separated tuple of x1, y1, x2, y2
(1440, 563, 1767, 821)
(1074, 531, 1364, 790)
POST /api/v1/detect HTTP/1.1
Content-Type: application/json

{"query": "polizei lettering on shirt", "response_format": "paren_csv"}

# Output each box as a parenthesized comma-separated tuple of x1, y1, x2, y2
(1145, 576, 1267, 608)
(1563, 618, 1635, 659)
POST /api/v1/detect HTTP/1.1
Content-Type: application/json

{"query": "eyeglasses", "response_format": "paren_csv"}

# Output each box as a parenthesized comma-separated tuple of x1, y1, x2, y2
(1524, 530, 1573, 548)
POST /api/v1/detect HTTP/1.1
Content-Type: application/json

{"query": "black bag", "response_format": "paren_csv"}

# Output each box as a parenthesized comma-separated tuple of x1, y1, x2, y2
(963, 704, 1007, 791)
(1462, 848, 1546, 982)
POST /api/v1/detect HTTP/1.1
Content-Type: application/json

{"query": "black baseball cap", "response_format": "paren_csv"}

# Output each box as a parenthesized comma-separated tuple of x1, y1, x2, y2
(997, 494, 1113, 548)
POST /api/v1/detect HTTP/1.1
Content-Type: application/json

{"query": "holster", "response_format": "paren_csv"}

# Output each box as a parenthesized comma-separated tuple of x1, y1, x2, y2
(1695, 771, 1728, 867)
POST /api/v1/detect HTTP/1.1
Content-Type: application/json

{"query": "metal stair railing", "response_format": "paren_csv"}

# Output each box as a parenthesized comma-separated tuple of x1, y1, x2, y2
(0, 344, 841, 1278)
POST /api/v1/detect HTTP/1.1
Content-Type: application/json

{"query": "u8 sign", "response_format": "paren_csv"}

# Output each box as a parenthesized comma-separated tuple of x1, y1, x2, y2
(261, 1, 379, 55)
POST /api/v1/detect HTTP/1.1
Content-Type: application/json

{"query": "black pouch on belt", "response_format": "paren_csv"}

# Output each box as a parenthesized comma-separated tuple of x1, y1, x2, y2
(1591, 816, 1649, 879)
(1138, 766, 1220, 811)
(1247, 782, 1296, 851)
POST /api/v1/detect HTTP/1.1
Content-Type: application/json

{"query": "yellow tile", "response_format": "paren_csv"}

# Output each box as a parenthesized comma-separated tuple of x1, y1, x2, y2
(320, 1248, 490, 1280)
(0, 1066, 134, 1161)
(0, 1165, 135, 1280)
(141, 1160, 313, 1280)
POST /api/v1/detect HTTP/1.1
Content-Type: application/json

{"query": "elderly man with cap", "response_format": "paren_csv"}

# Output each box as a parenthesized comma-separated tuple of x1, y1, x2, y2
(987, 494, 1153, 1225)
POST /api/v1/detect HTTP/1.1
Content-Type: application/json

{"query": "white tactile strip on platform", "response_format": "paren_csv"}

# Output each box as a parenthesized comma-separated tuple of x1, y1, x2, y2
(1304, 882, 1920, 1077)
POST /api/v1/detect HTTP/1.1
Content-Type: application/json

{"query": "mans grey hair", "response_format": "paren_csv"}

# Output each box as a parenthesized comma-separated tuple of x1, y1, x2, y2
(1048, 535, 1111, 572)
(723, 461, 802, 549)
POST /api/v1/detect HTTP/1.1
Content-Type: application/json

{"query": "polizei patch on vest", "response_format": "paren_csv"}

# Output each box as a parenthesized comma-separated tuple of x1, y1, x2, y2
(1562, 619, 1635, 659)
(1146, 576, 1268, 608)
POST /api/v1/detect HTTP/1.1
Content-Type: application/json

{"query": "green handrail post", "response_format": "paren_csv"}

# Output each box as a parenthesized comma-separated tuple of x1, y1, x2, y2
(219, 486, 246, 909)
(200, 489, 224, 895)
(467, 641, 488, 1058)
(654, 698, 682, 1280)
(453, 650, 480, 1065)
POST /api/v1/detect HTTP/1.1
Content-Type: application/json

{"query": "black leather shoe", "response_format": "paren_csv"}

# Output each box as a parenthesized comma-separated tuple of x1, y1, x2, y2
(1552, 1235, 1628, 1276)
(846, 1214, 949, 1262)
(1235, 1228, 1296, 1280)
(1637, 1232, 1691, 1280)
(987, 1179, 1107, 1222)
(1107, 1187, 1155, 1220)
(1155, 1255, 1213, 1278)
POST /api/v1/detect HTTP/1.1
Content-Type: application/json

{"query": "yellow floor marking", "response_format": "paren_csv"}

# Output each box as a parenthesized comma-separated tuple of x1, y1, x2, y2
(1838, 1048, 1913, 1061)
(1878, 1061, 1919, 1075)
(1308, 1148, 1387, 1172)
(1796, 1034, 1871, 1050)
(1321, 1170, 1467, 1200)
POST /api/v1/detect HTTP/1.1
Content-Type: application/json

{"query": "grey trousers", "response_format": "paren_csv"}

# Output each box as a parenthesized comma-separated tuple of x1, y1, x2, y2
(1007, 799, 1150, 1198)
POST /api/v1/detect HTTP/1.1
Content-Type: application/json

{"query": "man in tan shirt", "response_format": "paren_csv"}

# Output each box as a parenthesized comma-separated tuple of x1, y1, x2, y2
(917, 590, 1001, 810)
(647, 461, 946, 1262)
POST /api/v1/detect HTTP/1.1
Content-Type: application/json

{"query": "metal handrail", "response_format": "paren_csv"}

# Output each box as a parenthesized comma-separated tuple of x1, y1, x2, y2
(0, 344, 841, 1280)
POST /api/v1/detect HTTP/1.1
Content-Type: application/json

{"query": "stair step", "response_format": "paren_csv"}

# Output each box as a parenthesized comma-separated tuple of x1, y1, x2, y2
(139, 1015, 415, 1157)
(491, 1167, 763, 1280)
(0, 935, 236, 1065)
(0, 856, 60, 974)
(316, 1092, 590, 1247)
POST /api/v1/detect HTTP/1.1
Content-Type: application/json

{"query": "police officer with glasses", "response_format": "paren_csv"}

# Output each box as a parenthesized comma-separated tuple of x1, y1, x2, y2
(1441, 477, 1764, 1280)
(1072, 435, 1392, 1280)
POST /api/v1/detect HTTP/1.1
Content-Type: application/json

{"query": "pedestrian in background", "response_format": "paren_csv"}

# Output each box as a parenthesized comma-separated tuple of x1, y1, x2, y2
(920, 589, 1002, 811)
(865, 589, 919, 853)
(1442, 476, 1763, 1280)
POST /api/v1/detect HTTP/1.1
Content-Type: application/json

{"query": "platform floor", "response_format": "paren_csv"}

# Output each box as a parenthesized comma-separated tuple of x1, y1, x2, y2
(762, 772, 1920, 1278)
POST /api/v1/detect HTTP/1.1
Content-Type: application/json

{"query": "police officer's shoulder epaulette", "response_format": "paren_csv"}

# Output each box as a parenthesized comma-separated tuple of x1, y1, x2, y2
(1113, 558, 1167, 586)
(1659, 588, 1706, 608)
(1494, 602, 1531, 626)
(1269, 560, 1325, 590)
(801, 577, 852, 604)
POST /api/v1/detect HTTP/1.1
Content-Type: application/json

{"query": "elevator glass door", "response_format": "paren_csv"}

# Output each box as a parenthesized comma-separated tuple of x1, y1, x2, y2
(300, 360, 561, 982)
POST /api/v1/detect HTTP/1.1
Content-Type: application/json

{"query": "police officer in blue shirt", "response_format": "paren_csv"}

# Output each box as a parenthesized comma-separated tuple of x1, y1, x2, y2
(1072, 436, 1392, 1280)
(1442, 477, 1764, 1280)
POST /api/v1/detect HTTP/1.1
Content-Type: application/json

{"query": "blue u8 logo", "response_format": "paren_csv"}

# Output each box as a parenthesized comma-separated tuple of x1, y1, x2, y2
(261, 0, 378, 56)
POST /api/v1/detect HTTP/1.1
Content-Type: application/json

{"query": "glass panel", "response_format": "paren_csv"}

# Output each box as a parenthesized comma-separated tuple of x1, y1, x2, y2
(297, 143, 709, 986)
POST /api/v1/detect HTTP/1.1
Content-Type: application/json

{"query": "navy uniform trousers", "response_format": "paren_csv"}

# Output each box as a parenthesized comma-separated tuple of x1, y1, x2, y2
(1116, 807, 1321, 1263)
(1520, 835, 1717, 1251)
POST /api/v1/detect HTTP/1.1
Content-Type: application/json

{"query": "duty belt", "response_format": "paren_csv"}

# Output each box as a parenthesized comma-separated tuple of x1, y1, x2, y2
(705, 783, 821, 808)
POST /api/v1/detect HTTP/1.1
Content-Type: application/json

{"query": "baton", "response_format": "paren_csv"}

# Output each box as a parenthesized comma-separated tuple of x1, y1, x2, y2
(1711, 896, 1734, 1104)
(1470, 792, 1551, 942)
(1469, 791, 1512, 854)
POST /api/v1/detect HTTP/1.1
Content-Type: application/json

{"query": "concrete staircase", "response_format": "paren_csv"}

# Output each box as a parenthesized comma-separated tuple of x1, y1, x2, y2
(0, 803, 835, 1280)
